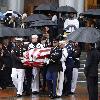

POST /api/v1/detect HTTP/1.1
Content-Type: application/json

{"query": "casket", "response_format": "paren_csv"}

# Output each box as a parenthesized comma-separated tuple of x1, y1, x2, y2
(22, 47, 51, 68)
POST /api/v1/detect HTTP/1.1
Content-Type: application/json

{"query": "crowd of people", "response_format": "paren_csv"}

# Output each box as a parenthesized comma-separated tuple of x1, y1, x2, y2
(0, 11, 100, 100)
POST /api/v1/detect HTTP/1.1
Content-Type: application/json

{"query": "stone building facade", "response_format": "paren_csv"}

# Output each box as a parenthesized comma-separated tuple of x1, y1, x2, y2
(0, 0, 100, 14)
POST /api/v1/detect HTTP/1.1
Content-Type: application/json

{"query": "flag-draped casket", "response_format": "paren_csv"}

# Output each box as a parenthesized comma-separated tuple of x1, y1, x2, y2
(22, 47, 51, 67)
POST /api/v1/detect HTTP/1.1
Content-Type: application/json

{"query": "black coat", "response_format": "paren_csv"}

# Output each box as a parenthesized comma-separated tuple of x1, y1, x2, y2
(47, 46, 62, 72)
(84, 49, 100, 77)
(0, 50, 3, 70)
(11, 45, 24, 69)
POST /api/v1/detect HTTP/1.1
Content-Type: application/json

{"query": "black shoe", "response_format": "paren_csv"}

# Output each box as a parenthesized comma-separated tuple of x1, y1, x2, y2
(70, 92, 75, 95)
(17, 94, 22, 97)
(50, 95, 58, 99)
(23, 92, 31, 96)
(65, 93, 70, 96)
(56, 95, 61, 98)
(32, 91, 39, 95)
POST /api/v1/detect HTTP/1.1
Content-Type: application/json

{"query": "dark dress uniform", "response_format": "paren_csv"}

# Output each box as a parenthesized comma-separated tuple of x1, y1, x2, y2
(64, 42, 75, 95)
(0, 49, 7, 89)
(11, 42, 25, 96)
(84, 48, 100, 100)
(3, 45, 13, 87)
(46, 46, 62, 98)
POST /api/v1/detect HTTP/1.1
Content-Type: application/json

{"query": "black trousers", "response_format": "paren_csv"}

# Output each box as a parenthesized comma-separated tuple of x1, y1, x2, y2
(0, 70, 7, 89)
(65, 67, 73, 94)
(86, 76, 98, 100)
(23, 67, 33, 93)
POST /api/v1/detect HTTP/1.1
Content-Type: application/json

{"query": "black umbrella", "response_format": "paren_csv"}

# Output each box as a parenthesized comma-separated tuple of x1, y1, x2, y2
(0, 27, 18, 37)
(35, 3, 58, 12)
(30, 20, 57, 27)
(13, 28, 43, 36)
(24, 14, 50, 22)
(67, 27, 100, 43)
(56, 5, 77, 13)
(0, 27, 42, 37)
(83, 9, 100, 16)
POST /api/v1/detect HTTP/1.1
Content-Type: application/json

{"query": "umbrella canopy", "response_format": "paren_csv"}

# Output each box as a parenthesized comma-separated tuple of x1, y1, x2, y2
(30, 20, 57, 27)
(56, 5, 77, 13)
(83, 9, 100, 16)
(0, 27, 18, 37)
(0, 27, 43, 37)
(13, 28, 43, 36)
(67, 27, 100, 43)
(24, 14, 50, 22)
(35, 3, 58, 12)
(3, 10, 21, 17)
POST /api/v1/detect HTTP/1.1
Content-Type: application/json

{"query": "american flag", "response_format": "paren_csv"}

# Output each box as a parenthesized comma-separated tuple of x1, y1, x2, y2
(22, 47, 51, 68)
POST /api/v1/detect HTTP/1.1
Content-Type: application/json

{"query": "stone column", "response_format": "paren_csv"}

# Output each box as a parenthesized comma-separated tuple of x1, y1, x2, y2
(59, 0, 76, 9)
(8, 0, 24, 13)
(17, 0, 24, 13)
(77, 0, 84, 15)
(8, 0, 18, 11)
(59, 0, 84, 16)
(59, 0, 66, 7)
(64, 0, 75, 8)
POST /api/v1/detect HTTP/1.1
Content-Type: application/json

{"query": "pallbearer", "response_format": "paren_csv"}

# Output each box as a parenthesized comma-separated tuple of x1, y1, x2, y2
(23, 35, 43, 95)
(11, 38, 25, 97)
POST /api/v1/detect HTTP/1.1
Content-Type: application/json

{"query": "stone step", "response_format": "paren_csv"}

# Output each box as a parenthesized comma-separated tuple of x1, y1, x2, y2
(78, 68, 100, 73)
(80, 60, 86, 64)
(80, 64, 85, 68)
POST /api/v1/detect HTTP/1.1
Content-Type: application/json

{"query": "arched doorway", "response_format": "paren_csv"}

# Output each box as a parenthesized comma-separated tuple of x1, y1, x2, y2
(24, 0, 58, 15)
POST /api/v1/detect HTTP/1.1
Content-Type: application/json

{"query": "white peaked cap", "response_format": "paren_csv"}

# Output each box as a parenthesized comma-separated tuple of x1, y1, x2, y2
(15, 37, 23, 41)
(59, 40, 66, 45)
(31, 35, 38, 38)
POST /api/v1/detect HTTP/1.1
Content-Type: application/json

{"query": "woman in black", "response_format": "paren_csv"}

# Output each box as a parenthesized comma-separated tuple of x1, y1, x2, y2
(84, 43, 100, 100)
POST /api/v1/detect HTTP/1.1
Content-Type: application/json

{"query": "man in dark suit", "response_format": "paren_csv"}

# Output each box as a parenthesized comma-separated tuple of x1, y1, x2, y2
(84, 43, 100, 100)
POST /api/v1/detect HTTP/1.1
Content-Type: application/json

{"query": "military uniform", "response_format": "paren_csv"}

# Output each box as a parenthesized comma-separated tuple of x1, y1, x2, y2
(64, 42, 75, 95)
(11, 42, 25, 97)
(0, 48, 7, 89)
(23, 42, 44, 95)
(46, 46, 62, 98)
(57, 46, 68, 97)
(71, 44, 81, 93)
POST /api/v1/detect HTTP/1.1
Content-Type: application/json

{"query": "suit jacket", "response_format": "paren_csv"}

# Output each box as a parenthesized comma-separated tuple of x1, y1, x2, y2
(84, 49, 100, 77)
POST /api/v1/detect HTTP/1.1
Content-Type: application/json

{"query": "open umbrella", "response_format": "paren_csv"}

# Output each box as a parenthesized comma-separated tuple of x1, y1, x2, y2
(24, 14, 50, 22)
(56, 5, 77, 13)
(14, 28, 43, 36)
(83, 9, 100, 16)
(29, 20, 57, 27)
(0, 27, 43, 37)
(67, 27, 100, 43)
(34, 3, 58, 12)
(0, 26, 18, 37)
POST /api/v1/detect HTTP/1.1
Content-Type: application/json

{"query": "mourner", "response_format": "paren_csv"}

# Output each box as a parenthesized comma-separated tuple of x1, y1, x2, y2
(0, 42, 7, 89)
(46, 39, 62, 99)
(84, 43, 100, 100)
(2, 39, 13, 87)
(64, 13, 79, 35)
